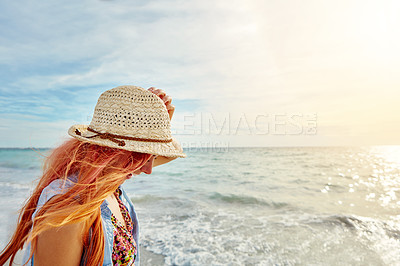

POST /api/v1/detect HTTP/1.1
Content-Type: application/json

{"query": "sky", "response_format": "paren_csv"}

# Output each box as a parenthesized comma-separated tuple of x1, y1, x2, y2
(0, 0, 399, 148)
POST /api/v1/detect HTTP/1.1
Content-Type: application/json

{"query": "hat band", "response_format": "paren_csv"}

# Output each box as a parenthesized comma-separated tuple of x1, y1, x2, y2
(74, 127, 173, 147)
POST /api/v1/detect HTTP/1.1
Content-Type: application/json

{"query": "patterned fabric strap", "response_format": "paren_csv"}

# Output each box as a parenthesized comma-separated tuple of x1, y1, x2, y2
(111, 189, 137, 265)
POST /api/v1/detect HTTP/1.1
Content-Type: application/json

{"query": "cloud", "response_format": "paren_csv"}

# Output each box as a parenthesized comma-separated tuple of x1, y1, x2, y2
(1, 0, 278, 98)
(1, 0, 399, 147)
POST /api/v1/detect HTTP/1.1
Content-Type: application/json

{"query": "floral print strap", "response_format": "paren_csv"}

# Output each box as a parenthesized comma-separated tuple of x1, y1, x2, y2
(111, 188, 137, 266)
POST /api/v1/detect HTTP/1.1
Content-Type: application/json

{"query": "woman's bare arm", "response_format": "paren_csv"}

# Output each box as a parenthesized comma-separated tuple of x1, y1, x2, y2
(153, 139, 184, 167)
(34, 222, 84, 266)
(153, 155, 177, 167)
(147, 87, 183, 167)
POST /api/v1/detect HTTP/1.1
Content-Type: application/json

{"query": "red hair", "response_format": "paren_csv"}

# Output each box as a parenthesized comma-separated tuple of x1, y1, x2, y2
(0, 138, 152, 265)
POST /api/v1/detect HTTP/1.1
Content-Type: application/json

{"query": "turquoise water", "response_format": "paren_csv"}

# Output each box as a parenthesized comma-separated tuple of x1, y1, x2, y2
(1, 146, 400, 265)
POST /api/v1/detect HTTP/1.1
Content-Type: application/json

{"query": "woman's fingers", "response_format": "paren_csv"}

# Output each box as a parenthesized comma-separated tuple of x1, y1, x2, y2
(163, 95, 172, 105)
(167, 104, 175, 120)
(148, 87, 171, 105)
(148, 87, 174, 120)
(148, 87, 166, 98)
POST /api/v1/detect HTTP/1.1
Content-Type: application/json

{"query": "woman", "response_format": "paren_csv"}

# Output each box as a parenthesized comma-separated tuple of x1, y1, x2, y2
(0, 85, 186, 266)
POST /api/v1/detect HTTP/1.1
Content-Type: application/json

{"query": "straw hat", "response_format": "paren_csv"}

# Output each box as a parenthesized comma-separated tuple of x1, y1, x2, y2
(68, 85, 186, 158)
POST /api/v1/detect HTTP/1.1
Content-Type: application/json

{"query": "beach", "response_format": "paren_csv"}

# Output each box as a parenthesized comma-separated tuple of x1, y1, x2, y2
(1, 146, 400, 265)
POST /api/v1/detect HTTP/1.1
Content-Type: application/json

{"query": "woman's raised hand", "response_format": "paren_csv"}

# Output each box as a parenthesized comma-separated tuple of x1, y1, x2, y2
(148, 87, 175, 120)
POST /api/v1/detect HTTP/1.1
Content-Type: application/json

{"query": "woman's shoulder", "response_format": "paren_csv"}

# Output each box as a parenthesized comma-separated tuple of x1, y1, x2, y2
(34, 220, 84, 266)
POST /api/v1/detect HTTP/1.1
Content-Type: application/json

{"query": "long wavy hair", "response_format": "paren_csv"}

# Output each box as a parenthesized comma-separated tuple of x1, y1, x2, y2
(0, 138, 152, 266)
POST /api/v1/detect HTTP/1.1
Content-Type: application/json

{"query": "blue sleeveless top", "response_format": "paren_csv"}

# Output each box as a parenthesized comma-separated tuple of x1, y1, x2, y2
(22, 177, 141, 266)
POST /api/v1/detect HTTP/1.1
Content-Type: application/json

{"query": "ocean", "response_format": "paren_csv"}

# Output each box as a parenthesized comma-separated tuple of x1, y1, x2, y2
(1, 146, 400, 265)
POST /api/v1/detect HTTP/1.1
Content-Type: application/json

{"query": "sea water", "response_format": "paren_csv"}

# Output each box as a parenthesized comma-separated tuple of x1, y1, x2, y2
(1, 146, 400, 265)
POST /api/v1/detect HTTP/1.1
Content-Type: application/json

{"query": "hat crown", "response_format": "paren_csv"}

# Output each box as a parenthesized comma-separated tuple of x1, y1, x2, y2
(89, 85, 172, 140)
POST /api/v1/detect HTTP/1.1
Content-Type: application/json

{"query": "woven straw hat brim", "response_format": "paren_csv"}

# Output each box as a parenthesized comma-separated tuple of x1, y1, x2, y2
(68, 125, 186, 158)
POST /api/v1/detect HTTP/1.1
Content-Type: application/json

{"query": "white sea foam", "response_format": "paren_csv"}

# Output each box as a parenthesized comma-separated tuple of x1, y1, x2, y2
(138, 203, 399, 265)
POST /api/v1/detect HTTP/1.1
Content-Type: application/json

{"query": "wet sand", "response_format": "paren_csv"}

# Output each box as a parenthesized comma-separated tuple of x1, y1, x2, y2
(140, 245, 165, 265)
